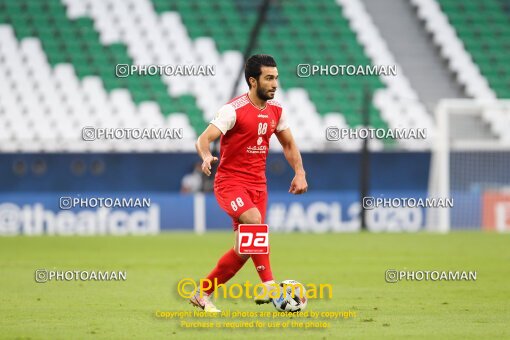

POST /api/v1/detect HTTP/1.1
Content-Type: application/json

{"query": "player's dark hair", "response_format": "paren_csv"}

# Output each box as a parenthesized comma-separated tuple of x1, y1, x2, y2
(244, 54, 277, 88)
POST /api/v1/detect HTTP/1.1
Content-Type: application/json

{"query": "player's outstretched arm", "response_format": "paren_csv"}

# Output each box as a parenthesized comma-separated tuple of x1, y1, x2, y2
(276, 129, 308, 194)
(196, 124, 222, 176)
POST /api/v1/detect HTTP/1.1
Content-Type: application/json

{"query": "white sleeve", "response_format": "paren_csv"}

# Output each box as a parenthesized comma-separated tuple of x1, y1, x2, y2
(276, 108, 289, 132)
(210, 104, 236, 134)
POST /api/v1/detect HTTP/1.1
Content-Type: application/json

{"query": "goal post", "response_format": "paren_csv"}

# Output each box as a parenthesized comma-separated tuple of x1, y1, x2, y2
(428, 99, 510, 232)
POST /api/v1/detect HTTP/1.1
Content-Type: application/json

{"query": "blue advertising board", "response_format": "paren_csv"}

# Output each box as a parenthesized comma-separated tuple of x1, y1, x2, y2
(0, 190, 446, 235)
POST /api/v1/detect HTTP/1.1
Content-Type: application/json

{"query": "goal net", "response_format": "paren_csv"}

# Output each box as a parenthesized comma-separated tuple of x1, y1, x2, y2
(428, 99, 510, 232)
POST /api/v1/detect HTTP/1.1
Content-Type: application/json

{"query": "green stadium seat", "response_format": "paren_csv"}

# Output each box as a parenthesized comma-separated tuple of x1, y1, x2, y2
(439, 0, 510, 98)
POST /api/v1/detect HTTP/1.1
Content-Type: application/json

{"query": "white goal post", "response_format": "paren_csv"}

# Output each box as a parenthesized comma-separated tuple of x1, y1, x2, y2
(428, 99, 510, 232)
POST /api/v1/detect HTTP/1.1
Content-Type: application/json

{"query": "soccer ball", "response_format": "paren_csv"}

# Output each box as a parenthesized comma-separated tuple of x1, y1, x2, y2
(272, 280, 308, 312)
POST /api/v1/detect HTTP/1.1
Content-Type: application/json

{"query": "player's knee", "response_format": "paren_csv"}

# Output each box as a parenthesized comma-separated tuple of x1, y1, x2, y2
(246, 215, 261, 224)
(240, 210, 262, 224)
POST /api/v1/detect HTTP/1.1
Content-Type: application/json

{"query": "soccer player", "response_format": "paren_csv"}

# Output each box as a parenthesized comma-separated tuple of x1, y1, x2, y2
(191, 54, 307, 312)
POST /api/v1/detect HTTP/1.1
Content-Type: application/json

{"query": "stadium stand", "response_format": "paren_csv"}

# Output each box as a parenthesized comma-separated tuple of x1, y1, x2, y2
(412, 0, 510, 139)
(338, 0, 434, 150)
(437, 0, 510, 99)
(412, 0, 496, 101)
(0, 0, 462, 152)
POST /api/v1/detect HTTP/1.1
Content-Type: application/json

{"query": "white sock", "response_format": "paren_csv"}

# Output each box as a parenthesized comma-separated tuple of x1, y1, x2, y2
(263, 280, 275, 285)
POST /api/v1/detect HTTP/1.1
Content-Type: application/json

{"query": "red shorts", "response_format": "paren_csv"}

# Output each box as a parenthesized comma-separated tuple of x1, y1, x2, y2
(214, 184, 267, 231)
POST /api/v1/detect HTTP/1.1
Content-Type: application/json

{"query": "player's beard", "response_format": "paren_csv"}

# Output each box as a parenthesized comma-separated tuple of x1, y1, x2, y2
(256, 85, 275, 101)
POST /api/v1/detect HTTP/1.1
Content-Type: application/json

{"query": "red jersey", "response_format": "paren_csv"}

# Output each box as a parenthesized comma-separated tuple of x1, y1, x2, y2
(210, 93, 289, 190)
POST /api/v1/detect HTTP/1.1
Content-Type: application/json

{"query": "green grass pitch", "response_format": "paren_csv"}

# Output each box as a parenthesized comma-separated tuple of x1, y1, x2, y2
(1, 232, 509, 339)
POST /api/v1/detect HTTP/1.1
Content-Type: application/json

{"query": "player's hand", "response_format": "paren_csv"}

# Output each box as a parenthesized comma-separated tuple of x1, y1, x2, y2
(201, 156, 218, 176)
(289, 173, 308, 194)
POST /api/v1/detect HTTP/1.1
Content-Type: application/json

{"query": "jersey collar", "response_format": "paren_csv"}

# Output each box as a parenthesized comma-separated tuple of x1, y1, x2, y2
(246, 93, 267, 111)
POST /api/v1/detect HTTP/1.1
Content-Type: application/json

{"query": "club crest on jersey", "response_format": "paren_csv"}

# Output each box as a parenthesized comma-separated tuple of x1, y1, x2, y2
(257, 137, 263, 145)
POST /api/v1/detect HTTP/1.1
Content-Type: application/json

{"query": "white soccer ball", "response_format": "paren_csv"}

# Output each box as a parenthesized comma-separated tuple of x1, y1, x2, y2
(272, 280, 308, 312)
